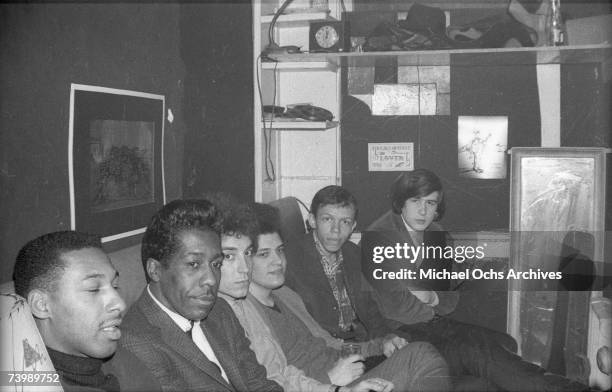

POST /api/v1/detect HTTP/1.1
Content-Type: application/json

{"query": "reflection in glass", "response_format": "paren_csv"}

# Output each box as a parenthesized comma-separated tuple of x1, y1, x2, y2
(515, 155, 595, 379)
(89, 120, 155, 212)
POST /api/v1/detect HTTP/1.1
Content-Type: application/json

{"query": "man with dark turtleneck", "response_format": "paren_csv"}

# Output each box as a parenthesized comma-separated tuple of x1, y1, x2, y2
(45, 347, 120, 392)
(13, 231, 160, 392)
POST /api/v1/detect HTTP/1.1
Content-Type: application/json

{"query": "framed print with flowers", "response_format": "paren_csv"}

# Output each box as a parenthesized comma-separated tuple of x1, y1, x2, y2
(69, 84, 165, 243)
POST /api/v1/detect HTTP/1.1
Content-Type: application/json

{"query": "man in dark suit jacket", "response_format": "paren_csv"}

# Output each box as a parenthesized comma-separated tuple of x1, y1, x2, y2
(363, 209, 459, 330)
(285, 227, 393, 342)
(363, 169, 590, 392)
(284, 186, 408, 353)
(119, 199, 282, 392)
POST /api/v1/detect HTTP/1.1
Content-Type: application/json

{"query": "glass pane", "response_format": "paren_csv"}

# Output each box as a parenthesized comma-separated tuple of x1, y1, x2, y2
(89, 119, 155, 213)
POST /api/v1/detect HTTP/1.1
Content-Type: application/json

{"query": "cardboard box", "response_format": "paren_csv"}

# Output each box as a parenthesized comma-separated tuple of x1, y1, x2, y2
(566, 14, 612, 45)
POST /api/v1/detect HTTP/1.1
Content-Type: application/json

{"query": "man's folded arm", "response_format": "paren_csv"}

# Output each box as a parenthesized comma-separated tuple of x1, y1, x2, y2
(230, 311, 284, 392)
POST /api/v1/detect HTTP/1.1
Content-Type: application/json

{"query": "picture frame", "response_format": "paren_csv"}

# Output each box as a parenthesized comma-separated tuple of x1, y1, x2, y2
(69, 84, 166, 243)
(457, 115, 508, 179)
(507, 147, 607, 380)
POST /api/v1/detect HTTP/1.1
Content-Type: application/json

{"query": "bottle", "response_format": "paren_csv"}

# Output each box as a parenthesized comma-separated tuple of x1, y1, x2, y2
(548, 0, 567, 46)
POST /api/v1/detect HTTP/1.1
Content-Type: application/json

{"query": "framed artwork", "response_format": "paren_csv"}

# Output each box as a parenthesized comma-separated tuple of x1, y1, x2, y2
(69, 84, 165, 243)
(508, 147, 607, 382)
(457, 115, 508, 179)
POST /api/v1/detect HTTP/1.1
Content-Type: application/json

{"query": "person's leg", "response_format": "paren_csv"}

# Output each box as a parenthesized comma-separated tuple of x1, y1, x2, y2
(396, 319, 446, 345)
(421, 317, 588, 391)
(353, 341, 450, 392)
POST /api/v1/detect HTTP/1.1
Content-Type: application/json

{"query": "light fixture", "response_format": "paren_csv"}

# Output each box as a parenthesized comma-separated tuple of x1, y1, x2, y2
(262, 0, 298, 58)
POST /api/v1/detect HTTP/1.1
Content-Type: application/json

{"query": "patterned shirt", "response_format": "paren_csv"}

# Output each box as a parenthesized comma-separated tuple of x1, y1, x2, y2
(313, 233, 357, 333)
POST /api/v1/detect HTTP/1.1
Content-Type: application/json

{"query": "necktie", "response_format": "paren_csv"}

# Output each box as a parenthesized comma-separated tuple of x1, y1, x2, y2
(186, 320, 194, 339)
(188, 320, 229, 383)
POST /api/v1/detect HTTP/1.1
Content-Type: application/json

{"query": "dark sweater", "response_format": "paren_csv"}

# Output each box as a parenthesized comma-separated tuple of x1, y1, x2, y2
(260, 296, 340, 383)
(47, 347, 119, 392)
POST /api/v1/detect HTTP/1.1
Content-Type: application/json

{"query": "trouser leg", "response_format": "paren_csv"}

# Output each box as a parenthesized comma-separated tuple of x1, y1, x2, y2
(354, 341, 450, 392)
(403, 317, 588, 392)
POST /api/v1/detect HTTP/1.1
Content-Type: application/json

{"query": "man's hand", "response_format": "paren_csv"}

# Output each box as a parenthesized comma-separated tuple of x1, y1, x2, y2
(382, 334, 408, 357)
(409, 289, 438, 306)
(328, 354, 365, 386)
(344, 378, 394, 392)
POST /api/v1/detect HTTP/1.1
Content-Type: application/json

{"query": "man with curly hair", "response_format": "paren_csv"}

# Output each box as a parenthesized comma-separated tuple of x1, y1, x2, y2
(118, 199, 282, 392)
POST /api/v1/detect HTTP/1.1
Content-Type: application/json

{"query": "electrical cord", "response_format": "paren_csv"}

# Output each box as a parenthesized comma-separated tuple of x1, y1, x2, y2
(256, 53, 277, 182)
(417, 65, 422, 164)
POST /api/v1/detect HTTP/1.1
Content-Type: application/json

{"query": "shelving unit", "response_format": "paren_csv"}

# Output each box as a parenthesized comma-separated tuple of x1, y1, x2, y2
(260, 10, 331, 25)
(261, 60, 336, 71)
(266, 43, 612, 67)
(253, 1, 612, 205)
(254, 0, 344, 204)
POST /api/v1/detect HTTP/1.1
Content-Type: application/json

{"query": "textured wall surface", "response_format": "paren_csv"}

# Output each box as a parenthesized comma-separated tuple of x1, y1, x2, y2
(0, 3, 186, 281)
(181, 2, 254, 202)
(342, 64, 542, 232)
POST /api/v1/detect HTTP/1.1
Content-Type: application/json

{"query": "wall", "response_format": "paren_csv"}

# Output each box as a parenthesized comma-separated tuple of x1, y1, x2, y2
(181, 2, 254, 201)
(0, 3, 186, 282)
(342, 64, 542, 232)
(341, 1, 611, 231)
(340, 1, 611, 336)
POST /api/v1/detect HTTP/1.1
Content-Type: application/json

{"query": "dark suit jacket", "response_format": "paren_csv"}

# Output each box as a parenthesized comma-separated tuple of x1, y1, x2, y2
(363, 210, 459, 326)
(119, 290, 282, 392)
(284, 232, 393, 341)
(104, 346, 162, 392)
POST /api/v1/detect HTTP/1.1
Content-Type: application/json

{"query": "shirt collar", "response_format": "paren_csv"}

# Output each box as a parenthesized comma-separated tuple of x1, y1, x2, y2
(147, 284, 193, 332)
(313, 231, 340, 263)
(400, 214, 423, 244)
(218, 292, 241, 308)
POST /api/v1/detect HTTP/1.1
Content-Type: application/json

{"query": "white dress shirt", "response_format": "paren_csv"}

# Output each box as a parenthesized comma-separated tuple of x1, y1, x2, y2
(147, 285, 229, 382)
(401, 216, 440, 307)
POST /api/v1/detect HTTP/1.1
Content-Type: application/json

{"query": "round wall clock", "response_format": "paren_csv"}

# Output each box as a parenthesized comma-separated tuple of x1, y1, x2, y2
(309, 20, 348, 53)
(315, 25, 339, 49)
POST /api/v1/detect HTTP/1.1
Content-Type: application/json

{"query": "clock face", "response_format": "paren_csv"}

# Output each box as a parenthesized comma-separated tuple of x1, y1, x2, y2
(315, 25, 339, 49)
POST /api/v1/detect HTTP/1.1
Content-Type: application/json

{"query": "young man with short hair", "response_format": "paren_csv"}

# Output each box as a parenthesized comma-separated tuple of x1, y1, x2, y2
(218, 201, 450, 392)
(284, 186, 402, 346)
(364, 169, 591, 391)
(13, 230, 160, 392)
(119, 199, 282, 392)
(363, 168, 459, 326)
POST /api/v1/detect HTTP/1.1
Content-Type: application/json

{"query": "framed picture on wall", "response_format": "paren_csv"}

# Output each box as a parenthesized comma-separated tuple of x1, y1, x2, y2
(69, 84, 165, 243)
(457, 115, 508, 179)
(507, 147, 607, 383)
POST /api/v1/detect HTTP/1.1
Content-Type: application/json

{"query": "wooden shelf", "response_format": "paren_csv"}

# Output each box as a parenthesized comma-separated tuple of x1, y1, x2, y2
(265, 44, 612, 67)
(260, 120, 339, 130)
(261, 59, 337, 71)
(261, 10, 331, 26)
